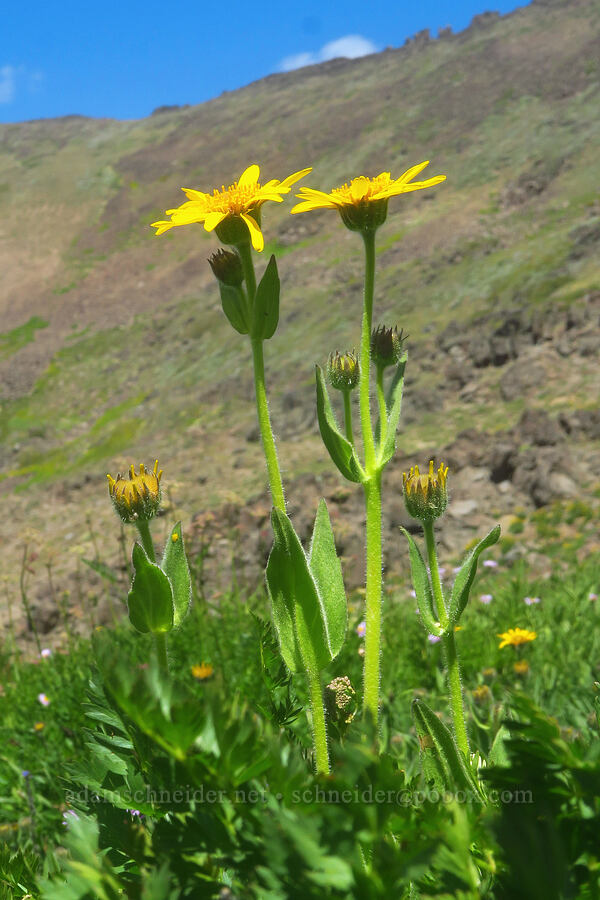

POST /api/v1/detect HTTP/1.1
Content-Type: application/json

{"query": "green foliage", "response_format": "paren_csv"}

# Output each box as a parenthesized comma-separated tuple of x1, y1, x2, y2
(0, 316, 48, 360)
(377, 354, 407, 467)
(161, 523, 191, 628)
(266, 504, 347, 675)
(252, 253, 280, 340)
(315, 365, 363, 483)
(219, 282, 251, 334)
(449, 526, 501, 626)
(127, 543, 174, 634)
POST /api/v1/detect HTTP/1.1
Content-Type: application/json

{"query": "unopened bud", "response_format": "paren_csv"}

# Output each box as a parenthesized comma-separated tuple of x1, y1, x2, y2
(370, 325, 406, 369)
(208, 248, 244, 287)
(107, 460, 162, 524)
(402, 460, 449, 522)
(327, 350, 359, 391)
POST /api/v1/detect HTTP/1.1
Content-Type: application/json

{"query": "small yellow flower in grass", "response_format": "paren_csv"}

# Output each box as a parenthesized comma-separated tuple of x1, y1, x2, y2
(497, 627, 537, 649)
(34, 721, 45, 731)
(107, 460, 162, 524)
(513, 660, 530, 675)
(291, 161, 446, 232)
(191, 662, 214, 680)
(152, 164, 312, 251)
(403, 460, 449, 522)
(472, 685, 491, 704)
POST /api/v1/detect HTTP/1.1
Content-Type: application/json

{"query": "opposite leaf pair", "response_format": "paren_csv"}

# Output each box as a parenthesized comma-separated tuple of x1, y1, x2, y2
(128, 523, 192, 634)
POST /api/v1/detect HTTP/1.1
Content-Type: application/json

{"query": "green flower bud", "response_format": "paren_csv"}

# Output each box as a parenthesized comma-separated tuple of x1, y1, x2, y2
(338, 197, 389, 233)
(403, 460, 449, 522)
(208, 248, 244, 287)
(107, 460, 162, 524)
(370, 325, 406, 369)
(215, 209, 262, 248)
(327, 350, 360, 391)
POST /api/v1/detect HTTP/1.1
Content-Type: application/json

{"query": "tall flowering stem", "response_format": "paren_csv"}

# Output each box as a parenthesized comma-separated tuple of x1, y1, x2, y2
(136, 518, 169, 676)
(359, 228, 385, 724)
(423, 520, 469, 758)
(237, 240, 286, 514)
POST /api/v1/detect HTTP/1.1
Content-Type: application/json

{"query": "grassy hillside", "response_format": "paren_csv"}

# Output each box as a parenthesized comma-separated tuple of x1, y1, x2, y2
(0, 0, 599, 638)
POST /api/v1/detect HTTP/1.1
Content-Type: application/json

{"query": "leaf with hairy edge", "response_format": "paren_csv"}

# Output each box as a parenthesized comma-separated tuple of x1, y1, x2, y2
(161, 522, 191, 627)
(127, 543, 174, 634)
(449, 525, 501, 626)
(412, 699, 483, 797)
(252, 254, 279, 340)
(379, 355, 407, 467)
(399, 527, 442, 636)
(266, 508, 332, 675)
(308, 499, 347, 660)
(219, 282, 250, 334)
(315, 365, 363, 483)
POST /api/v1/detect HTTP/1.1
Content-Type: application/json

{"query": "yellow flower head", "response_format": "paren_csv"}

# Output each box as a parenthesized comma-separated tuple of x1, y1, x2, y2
(107, 460, 162, 524)
(291, 161, 446, 232)
(497, 627, 537, 650)
(192, 662, 214, 680)
(513, 660, 530, 675)
(403, 460, 449, 522)
(151, 164, 312, 251)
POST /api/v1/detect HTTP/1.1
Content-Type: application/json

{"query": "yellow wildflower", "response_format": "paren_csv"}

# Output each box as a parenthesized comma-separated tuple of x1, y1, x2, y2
(291, 161, 446, 231)
(152, 164, 312, 251)
(472, 685, 491, 704)
(107, 460, 162, 524)
(403, 460, 449, 522)
(191, 662, 214, 680)
(497, 627, 537, 649)
(513, 660, 530, 675)
(34, 721, 45, 731)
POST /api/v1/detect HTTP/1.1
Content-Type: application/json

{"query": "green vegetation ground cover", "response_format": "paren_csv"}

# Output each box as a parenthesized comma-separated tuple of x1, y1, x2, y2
(1, 540, 598, 897)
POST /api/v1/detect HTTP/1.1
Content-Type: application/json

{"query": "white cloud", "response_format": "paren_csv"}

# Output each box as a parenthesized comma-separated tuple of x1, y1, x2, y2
(0, 66, 16, 104)
(0, 65, 44, 105)
(280, 34, 378, 73)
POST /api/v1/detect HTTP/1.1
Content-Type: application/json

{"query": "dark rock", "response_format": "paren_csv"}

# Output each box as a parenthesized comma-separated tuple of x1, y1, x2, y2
(515, 409, 564, 446)
(500, 360, 546, 401)
(489, 442, 518, 482)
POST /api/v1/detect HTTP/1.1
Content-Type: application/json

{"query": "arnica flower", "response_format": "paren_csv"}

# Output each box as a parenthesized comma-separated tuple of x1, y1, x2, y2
(291, 161, 446, 232)
(403, 460, 449, 522)
(472, 685, 491, 704)
(328, 350, 360, 391)
(514, 660, 530, 675)
(107, 460, 162, 524)
(370, 325, 406, 370)
(151, 164, 312, 252)
(497, 627, 537, 649)
(34, 722, 45, 731)
(192, 662, 214, 680)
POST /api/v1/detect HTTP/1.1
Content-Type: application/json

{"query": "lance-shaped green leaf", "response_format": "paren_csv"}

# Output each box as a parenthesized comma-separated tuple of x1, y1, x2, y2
(412, 699, 483, 797)
(308, 499, 347, 660)
(399, 527, 443, 636)
(488, 725, 511, 768)
(266, 508, 333, 675)
(128, 543, 174, 634)
(449, 525, 501, 626)
(377, 354, 407, 468)
(252, 254, 279, 340)
(218, 282, 250, 335)
(161, 522, 191, 627)
(315, 365, 363, 484)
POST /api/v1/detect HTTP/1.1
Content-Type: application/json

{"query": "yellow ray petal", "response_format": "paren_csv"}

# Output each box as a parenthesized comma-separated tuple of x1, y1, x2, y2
(182, 187, 210, 200)
(204, 210, 227, 232)
(392, 161, 431, 186)
(238, 164, 260, 188)
(151, 220, 175, 235)
(241, 213, 264, 251)
(290, 199, 336, 214)
(388, 175, 447, 196)
(278, 167, 313, 191)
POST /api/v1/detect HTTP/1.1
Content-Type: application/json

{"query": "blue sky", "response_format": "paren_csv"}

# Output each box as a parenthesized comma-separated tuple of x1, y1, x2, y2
(1, 0, 530, 124)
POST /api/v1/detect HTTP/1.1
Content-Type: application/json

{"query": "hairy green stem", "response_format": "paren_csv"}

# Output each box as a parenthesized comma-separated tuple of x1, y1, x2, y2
(358, 230, 377, 469)
(136, 519, 156, 562)
(251, 338, 286, 513)
(423, 520, 469, 758)
(343, 389, 354, 445)
(307, 667, 330, 774)
(136, 519, 170, 675)
(236, 241, 286, 513)
(375, 366, 387, 452)
(154, 632, 169, 675)
(362, 470, 383, 724)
